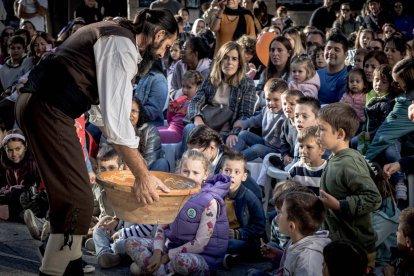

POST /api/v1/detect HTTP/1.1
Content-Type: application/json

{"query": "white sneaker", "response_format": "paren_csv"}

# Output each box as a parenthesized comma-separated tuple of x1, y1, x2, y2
(396, 182, 407, 200)
(84, 238, 95, 252)
(130, 262, 141, 275)
(23, 209, 44, 240)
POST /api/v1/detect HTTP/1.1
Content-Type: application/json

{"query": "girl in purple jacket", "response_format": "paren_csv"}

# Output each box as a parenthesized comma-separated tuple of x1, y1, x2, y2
(125, 150, 231, 275)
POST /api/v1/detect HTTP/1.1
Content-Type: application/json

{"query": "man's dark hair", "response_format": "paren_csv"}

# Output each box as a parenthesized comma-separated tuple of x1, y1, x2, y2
(326, 33, 349, 52)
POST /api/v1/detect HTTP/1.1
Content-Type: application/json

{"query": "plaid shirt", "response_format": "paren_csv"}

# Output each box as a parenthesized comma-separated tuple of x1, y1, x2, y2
(184, 77, 256, 135)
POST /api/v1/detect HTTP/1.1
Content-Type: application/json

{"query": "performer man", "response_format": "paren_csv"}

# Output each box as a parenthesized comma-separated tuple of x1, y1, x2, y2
(16, 9, 178, 275)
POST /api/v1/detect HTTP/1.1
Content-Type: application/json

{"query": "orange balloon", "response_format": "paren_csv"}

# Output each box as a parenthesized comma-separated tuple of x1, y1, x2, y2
(256, 32, 277, 68)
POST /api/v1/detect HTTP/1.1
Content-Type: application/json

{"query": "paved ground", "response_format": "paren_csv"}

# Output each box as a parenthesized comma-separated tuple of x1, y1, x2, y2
(0, 221, 273, 275)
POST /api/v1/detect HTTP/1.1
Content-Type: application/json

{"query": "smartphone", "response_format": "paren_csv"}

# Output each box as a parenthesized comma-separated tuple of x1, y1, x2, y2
(46, 44, 52, 52)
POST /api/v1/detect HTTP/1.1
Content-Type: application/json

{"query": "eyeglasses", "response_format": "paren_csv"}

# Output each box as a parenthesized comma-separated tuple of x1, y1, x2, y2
(341, 9, 350, 12)
(4, 32, 14, 37)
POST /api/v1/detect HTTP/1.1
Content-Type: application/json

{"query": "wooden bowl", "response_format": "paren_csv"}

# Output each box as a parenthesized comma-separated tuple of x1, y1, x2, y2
(96, 170, 200, 224)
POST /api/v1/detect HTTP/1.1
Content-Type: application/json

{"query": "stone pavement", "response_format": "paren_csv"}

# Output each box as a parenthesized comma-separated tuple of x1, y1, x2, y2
(0, 221, 273, 275)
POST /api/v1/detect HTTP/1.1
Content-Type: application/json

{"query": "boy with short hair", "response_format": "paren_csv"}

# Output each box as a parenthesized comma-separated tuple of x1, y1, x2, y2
(90, 145, 155, 269)
(0, 35, 31, 92)
(232, 78, 288, 161)
(221, 151, 266, 268)
(317, 102, 382, 269)
(286, 96, 321, 170)
(289, 126, 326, 195)
(256, 89, 303, 187)
(275, 191, 330, 275)
(382, 207, 414, 276)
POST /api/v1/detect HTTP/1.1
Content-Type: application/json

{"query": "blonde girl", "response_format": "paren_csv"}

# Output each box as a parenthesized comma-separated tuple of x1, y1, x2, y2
(125, 149, 231, 275)
(288, 55, 320, 98)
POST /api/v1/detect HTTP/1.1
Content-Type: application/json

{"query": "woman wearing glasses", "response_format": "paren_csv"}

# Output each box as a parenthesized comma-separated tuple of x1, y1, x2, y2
(332, 2, 360, 39)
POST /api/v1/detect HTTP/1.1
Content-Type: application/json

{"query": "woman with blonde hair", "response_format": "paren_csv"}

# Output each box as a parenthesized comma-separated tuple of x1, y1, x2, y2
(282, 27, 305, 58)
(183, 41, 257, 147)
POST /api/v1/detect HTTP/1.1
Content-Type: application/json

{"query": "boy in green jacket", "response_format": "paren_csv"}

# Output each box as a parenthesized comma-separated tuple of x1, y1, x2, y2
(316, 102, 382, 270)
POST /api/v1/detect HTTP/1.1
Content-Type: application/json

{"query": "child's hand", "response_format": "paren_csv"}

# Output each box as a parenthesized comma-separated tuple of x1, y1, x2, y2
(260, 241, 281, 261)
(88, 171, 96, 184)
(226, 135, 238, 148)
(229, 229, 235, 239)
(409, 101, 414, 121)
(364, 132, 371, 141)
(147, 249, 162, 273)
(383, 162, 401, 179)
(194, 116, 205, 126)
(382, 264, 395, 276)
(319, 190, 340, 210)
(283, 155, 292, 166)
(232, 120, 244, 129)
(111, 230, 120, 241)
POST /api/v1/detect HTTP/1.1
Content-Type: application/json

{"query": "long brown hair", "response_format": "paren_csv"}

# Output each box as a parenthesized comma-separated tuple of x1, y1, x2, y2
(210, 41, 246, 87)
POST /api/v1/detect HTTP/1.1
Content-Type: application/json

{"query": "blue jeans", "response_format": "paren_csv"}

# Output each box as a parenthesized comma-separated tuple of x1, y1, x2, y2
(227, 239, 261, 260)
(233, 131, 278, 161)
(149, 158, 170, 172)
(93, 226, 113, 256)
(181, 123, 196, 155)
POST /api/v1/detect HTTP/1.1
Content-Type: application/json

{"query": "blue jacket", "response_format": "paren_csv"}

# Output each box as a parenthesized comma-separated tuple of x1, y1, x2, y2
(229, 184, 266, 244)
(134, 68, 168, 127)
(365, 90, 414, 161)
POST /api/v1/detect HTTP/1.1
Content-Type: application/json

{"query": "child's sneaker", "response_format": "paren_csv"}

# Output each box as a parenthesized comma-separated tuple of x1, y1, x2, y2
(98, 252, 121, 268)
(395, 181, 407, 200)
(130, 262, 141, 275)
(23, 209, 44, 240)
(85, 238, 95, 252)
(269, 155, 283, 169)
(82, 260, 95, 274)
(222, 254, 240, 269)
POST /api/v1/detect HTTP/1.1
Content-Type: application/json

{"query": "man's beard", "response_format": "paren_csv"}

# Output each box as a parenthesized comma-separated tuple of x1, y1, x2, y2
(137, 37, 166, 76)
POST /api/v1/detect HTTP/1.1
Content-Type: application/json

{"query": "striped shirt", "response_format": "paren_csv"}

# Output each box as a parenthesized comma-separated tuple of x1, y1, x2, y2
(288, 160, 327, 195)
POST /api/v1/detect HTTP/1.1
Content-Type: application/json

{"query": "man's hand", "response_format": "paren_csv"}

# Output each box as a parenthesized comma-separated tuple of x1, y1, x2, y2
(229, 229, 235, 239)
(319, 190, 340, 210)
(226, 134, 238, 148)
(383, 162, 401, 179)
(134, 174, 170, 204)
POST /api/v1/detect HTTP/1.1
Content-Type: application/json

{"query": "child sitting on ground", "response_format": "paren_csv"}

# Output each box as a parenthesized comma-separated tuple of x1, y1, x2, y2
(221, 151, 266, 269)
(125, 150, 231, 275)
(382, 207, 414, 276)
(288, 126, 326, 195)
(288, 55, 320, 99)
(232, 78, 287, 161)
(0, 129, 42, 222)
(317, 102, 382, 270)
(158, 70, 203, 143)
(262, 191, 330, 275)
